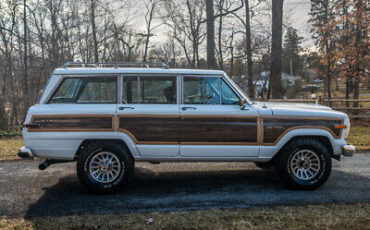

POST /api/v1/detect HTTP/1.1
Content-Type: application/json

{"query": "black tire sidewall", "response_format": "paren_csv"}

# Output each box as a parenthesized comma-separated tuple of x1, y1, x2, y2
(77, 143, 133, 193)
(276, 138, 332, 190)
(286, 145, 327, 186)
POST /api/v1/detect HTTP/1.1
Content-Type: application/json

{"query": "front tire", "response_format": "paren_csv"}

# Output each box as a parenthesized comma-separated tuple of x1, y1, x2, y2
(274, 138, 331, 190)
(77, 141, 134, 194)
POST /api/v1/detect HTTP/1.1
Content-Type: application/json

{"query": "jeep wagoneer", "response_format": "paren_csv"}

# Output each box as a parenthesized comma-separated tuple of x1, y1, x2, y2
(18, 62, 355, 193)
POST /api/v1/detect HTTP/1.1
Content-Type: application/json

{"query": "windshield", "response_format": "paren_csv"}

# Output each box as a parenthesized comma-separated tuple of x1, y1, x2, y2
(223, 74, 253, 104)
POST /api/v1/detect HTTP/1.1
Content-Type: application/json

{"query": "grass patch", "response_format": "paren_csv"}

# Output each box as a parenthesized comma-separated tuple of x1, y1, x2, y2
(0, 131, 21, 138)
(0, 137, 23, 161)
(346, 126, 370, 151)
(0, 203, 369, 230)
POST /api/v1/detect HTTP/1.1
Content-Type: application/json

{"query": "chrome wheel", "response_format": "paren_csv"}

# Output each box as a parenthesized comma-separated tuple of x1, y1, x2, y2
(89, 151, 123, 183)
(290, 149, 320, 180)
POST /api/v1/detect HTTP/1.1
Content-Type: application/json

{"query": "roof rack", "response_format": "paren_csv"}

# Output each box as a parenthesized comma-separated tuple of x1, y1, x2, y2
(62, 62, 169, 69)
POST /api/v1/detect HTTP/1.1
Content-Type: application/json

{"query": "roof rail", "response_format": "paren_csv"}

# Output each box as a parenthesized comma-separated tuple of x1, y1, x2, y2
(62, 62, 169, 69)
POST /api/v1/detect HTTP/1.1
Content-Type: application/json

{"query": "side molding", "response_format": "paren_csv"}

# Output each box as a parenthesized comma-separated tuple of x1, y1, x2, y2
(27, 115, 115, 132)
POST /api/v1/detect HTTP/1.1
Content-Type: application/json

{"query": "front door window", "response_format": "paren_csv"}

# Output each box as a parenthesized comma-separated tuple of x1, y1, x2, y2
(183, 77, 220, 104)
(221, 80, 240, 105)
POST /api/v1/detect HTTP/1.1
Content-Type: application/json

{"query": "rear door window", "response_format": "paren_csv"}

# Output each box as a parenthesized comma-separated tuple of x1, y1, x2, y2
(122, 76, 177, 104)
(122, 76, 139, 104)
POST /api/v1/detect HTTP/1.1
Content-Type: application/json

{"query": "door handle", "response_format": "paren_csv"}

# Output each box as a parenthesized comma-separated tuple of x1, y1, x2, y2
(181, 106, 197, 111)
(118, 106, 135, 110)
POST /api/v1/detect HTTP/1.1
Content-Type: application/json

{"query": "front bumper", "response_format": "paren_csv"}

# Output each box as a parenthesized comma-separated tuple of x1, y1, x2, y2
(342, 145, 355, 157)
(17, 147, 34, 159)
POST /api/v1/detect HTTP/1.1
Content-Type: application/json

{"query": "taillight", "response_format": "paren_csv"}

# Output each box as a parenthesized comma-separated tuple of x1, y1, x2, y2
(23, 123, 40, 128)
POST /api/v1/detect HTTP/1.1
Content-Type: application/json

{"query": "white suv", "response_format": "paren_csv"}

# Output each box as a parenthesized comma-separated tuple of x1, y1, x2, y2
(18, 62, 355, 193)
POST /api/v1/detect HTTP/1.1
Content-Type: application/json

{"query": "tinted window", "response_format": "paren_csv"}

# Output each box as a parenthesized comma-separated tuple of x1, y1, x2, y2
(221, 80, 239, 105)
(140, 77, 176, 104)
(51, 78, 81, 101)
(183, 77, 220, 104)
(122, 76, 176, 104)
(123, 77, 139, 104)
(49, 77, 117, 103)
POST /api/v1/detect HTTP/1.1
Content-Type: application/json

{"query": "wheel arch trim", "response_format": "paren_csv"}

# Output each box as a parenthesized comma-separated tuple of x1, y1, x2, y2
(258, 128, 336, 160)
(74, 133, 140, 159)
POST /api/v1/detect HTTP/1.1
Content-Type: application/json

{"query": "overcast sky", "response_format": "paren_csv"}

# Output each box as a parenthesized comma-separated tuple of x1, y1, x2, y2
(131, 0, 315, 50)
(284, 0, 314, 49)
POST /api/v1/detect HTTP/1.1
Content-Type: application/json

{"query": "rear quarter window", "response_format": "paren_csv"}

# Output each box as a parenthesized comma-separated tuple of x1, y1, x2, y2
(49, 77, 117, 104)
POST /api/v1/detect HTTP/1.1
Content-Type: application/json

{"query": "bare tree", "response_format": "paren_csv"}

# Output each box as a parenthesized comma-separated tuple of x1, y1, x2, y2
(142, 0, 162, 62)
(206, 0, 216, 68)
(216, 0, 225, 70)
(163, 0, 206, 68)
(244, 0, 253, 98)
(23, 0, 28, 108)
(269, 0, 284, 99)
(205, 0, 243, 69)
(89, 0, 99, 62)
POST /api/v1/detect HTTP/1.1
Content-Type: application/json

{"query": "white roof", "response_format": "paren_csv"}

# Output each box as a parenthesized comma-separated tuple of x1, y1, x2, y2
(53, 68, 225, 76)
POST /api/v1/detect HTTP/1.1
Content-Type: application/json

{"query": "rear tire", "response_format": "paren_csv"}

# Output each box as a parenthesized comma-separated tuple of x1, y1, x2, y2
(76, 141, 134, 194)
(274, 138, 331, 190)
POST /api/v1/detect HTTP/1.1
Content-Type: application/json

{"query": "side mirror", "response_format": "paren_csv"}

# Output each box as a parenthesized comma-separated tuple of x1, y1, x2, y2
(239, 98, 248, 110)
(239, 98, 247, 107)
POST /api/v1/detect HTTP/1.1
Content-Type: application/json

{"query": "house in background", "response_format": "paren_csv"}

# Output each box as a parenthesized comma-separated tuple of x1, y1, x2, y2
(281, 72, 297, 87)
(308, 68, 319, 82)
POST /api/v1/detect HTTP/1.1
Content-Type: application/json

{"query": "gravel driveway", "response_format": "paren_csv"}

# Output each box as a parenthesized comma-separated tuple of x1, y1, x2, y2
(0, 154, 369, 218)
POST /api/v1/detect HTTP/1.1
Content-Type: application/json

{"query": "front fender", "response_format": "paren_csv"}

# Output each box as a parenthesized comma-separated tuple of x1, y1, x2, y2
(258, 128, 346, 161)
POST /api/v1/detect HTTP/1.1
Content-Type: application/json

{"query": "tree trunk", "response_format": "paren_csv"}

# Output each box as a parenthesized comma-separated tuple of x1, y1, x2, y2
(353, 0, 363, 115)
(353, 77, 359, 112)
(229, 31, 235, 77)
(345, 78, 351, 107)
(270, 0, 284, 99)
(206, 0, 216, 69)
(218, 10, 223, 70)
(90, 0, 99, 62)
(23, 0, 28, 108)
(245, 0, 253, 98)
(0, 97, 8, 130)
(217, 0, 224, 70)
(326, 60, 332, 107)
(143, 33, 150, 62)
(267, 75, 271, 99)
(343, 0, 350, 108)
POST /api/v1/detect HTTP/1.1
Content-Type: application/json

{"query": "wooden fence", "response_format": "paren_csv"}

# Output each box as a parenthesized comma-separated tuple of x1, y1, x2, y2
(263, 98, 370, 119)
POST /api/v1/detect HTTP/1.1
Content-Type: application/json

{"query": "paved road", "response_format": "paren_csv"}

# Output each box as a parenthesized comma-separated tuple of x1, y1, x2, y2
(0, 154, 369, 218)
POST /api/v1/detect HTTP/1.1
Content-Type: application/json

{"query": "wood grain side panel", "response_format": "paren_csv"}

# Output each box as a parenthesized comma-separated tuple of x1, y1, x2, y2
(262, 118, 343, 144)
(181, 116, 258, 144)
(118, 115, 258, 145)
(119, 116, 180, 142)
(28, 115, 114, 132)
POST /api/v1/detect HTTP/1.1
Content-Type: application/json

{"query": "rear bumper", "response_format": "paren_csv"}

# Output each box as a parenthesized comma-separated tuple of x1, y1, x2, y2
(342, 145, 355, 157)
(17, 147, 34, 159)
